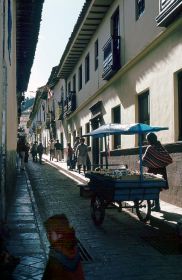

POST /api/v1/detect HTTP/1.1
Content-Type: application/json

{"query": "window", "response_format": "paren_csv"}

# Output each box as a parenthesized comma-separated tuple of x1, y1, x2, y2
(79, 127, 82, 138)
(136, 0, 145, 20)
(112, 106, 121, 149)
(73, 130, 76, 144)
(85, 53, 90, 83)
(68, 81, 71, 94)
(73, 74, 76, 92)
(102, 8, 120, 80)
(138, 91, 149, 124)
(111, 7, 120, 37)
(61, 86, 64, 100)
(85, 122, 90, 146)
(95, 39, 98, 70)
(78, 64, 82, 91)
(138, 91, 150, 143)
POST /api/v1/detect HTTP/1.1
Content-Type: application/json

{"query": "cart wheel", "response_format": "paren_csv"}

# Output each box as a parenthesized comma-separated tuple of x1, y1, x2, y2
(135, 200, 151, 222)
(90, 195, 105, 226)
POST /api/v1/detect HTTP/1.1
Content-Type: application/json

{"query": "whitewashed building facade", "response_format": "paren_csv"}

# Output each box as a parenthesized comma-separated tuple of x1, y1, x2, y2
(30, 0, 182, 206)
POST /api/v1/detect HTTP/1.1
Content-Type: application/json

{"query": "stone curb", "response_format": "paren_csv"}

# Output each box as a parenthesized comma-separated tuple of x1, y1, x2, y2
(43, 158, 88, 184)
(24, 170, 49, 260)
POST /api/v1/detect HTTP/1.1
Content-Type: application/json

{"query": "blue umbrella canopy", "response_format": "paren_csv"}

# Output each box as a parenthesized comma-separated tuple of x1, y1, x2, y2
(83, 123, 168, 175)
(83, 123, 168, 138)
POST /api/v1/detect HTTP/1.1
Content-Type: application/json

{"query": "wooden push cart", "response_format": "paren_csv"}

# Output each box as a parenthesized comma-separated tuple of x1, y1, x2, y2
(83, 123, 169, 226)
(85, 171, 166, 225)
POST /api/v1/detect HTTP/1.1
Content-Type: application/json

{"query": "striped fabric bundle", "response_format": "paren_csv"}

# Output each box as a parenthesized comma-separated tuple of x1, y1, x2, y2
(142, 145, 173, 168)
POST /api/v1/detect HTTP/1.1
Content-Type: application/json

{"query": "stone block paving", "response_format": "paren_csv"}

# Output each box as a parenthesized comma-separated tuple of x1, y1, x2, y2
(25, 159, 182, 280)
(6, 158, 182, 280)
(6, 171, 47, 280)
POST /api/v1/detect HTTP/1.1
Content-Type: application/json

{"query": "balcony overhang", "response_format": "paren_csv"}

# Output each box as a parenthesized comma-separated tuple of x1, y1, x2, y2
(156, 0, 182, 27)
(57, 0, 113, 79)
(16, 0, 44, 93)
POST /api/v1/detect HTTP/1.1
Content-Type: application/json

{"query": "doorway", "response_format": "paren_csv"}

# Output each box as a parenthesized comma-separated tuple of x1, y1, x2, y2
(91, 119, 100, 169)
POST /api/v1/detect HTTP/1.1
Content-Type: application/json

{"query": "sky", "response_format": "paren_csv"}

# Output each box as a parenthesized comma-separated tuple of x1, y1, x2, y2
(25, 0, 85, 98)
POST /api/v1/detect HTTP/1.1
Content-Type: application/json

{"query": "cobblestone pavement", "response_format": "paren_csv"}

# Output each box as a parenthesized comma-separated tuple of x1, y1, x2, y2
(15, 160, 182, 279)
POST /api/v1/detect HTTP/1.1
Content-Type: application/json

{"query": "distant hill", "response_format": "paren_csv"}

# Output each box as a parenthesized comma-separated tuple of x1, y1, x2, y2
(21, 97, 35, 112)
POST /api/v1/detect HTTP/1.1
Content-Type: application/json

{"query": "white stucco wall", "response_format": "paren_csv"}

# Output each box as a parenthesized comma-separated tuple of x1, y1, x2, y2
(66, 21, 182, 149)
(53, 0, 182, 151)
(65, 0, 164, 110)
(124, 0, 164, 62)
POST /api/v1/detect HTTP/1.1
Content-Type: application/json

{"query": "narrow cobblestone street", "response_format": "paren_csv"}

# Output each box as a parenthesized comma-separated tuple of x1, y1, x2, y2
(21, 159, 182, 280)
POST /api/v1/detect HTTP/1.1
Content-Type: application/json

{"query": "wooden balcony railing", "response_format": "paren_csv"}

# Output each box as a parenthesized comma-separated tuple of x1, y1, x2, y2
(67, 92, 76, 115)
(156, 0, 182, 26)
(61, 92, 76, 119)
(102, 36, 121, 80)
(58, 100, 64, 120)
(63, 99, 68, 119)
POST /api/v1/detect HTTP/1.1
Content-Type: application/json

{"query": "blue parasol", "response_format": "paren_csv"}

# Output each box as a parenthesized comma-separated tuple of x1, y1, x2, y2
(83, 123, 168, 176)
(84, 123, 168, 137)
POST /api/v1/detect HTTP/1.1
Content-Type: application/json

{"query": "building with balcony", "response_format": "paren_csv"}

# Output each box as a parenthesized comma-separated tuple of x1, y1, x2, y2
(28, 86, 49, 147)
(33, 0, 182, 207)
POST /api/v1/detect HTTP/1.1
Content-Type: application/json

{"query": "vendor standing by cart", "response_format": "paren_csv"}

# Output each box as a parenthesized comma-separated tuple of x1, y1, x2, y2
(142, 132, 173, 212)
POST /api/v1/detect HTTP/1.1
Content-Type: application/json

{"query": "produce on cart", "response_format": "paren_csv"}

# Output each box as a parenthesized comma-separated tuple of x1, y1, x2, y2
(85, 167, 166, 225)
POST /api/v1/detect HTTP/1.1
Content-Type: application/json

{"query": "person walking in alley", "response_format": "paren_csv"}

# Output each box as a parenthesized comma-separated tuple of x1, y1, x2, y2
(67, 143, 74, 170)
(72, 136, 80, 170)
(142, 132, 173, 212)
(42, 214, 85, 280)
(76, 137, 88, 174)
(54, 140, 63, 162)
(31, 141, 38, 162)
(49, 139, 55, 161)
(37, 142, 44, 164)
(24, 142, 30, 164)
(17, 137, 27, 170)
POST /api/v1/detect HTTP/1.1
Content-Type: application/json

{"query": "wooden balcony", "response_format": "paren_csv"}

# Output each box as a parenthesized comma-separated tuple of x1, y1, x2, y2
(156, 0, 182, 26)
(67, 92, 76, 116)
(62, 92, 76, 119)
(58, 100, 64, 120)
(102, 36, 121, 80)
(63, 99, 68, 119)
